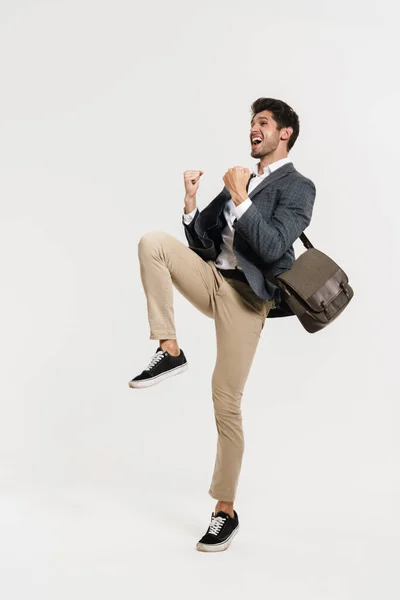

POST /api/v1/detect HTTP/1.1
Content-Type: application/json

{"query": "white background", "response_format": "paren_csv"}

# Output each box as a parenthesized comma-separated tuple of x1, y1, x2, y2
(0, 1, 399, 598)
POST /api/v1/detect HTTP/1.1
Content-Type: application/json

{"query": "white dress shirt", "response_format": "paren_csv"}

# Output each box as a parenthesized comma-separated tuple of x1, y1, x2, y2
(183, 157, 292, 270)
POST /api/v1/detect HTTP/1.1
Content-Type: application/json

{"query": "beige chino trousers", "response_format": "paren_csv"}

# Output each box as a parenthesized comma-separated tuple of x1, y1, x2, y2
(138, 231, 274, 502)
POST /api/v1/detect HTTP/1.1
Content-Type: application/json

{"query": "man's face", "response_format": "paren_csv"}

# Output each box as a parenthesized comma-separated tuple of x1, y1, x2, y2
(250, 110, 281, 158)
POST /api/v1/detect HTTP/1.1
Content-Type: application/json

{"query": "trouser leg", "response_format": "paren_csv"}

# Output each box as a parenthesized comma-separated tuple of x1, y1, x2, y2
(208, 279, 274, 501)
(137, 230, 222, 340)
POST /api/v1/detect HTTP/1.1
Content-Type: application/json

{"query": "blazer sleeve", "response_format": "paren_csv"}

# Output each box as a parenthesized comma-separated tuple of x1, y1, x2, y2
(232, 178, 316, 264)
(182, 208, 203, 248)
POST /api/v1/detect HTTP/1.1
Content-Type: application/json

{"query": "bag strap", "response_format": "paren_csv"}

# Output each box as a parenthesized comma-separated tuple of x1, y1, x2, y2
(300, 232, 314, 249)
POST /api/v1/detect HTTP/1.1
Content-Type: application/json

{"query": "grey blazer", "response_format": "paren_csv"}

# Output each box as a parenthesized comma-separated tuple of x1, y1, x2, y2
(182, 162, 316, 318)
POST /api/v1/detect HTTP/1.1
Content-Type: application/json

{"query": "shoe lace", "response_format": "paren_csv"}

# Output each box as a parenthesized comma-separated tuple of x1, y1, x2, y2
(208, 515, 227, 536)
(144, 350, 165, 371)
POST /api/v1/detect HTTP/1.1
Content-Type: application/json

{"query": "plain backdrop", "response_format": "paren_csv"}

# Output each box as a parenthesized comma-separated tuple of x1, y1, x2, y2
(0, 1, 399, 598)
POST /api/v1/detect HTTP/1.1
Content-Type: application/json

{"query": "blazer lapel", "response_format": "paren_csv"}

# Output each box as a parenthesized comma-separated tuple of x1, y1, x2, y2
(248, 162, 294, 200)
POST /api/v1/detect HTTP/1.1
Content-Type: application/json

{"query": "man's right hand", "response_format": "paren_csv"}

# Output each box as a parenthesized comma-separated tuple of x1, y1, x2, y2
(184, 170, 204, 199)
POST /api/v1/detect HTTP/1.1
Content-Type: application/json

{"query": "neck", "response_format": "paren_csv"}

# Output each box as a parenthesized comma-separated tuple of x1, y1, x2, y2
(258, 150, 289, 174)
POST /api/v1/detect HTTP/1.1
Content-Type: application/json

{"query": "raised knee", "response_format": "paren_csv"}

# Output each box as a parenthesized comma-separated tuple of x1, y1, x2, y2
(138, 230, 168, 254)
(138, 230, 164, 246)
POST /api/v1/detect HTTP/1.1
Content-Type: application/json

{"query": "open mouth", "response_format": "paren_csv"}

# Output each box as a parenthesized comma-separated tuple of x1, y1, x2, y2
(251, 138, 263, 147)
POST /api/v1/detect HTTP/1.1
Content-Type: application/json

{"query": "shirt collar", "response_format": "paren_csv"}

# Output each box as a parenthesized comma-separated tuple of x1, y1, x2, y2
(251, 157, 291, 176)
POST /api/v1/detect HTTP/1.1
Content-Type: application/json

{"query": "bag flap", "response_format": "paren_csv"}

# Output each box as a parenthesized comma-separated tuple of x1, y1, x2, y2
(276, 249, 349, 312)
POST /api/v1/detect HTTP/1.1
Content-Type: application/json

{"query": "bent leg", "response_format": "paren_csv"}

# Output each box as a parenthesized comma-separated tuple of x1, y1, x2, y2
(137, 231, 223, 340)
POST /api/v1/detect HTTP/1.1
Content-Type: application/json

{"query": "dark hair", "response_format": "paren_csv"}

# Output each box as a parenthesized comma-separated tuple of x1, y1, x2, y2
(250, 98, 300, 151)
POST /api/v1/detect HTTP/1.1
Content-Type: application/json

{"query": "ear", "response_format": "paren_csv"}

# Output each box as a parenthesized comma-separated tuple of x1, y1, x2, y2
(280, 126, 293, 142)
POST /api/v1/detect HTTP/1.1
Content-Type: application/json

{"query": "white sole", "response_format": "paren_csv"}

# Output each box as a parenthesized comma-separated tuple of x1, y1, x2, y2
(196, 526, 239, 552)
(128, 363, 188, 389)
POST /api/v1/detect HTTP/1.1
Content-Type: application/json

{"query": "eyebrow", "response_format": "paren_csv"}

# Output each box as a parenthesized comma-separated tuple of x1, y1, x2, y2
(251, 116, 269, 126)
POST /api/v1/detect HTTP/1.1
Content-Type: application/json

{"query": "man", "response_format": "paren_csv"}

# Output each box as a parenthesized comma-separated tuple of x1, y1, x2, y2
(129, 98, 316, 552)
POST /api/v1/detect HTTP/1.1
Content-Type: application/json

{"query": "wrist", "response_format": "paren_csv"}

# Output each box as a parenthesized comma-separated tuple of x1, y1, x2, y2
(231, 191, 248, 206)
(184, 195, 197, 213)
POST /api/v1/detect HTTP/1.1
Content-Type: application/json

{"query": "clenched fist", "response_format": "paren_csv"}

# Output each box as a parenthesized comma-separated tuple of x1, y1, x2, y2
(183, 170, 204, 199)
(223, 167, 251, 203)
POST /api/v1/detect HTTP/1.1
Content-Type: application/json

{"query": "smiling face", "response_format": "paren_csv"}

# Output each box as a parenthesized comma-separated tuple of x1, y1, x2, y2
(250, 110, 289, 159)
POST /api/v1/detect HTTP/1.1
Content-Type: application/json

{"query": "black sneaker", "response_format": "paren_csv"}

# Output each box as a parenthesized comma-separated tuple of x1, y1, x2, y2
(128, 347, 188, 389)
(196, 510, 239, 552)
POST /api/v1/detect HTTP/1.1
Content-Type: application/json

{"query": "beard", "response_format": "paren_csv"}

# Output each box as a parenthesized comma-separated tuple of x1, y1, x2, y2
(250, 133, 280, 158)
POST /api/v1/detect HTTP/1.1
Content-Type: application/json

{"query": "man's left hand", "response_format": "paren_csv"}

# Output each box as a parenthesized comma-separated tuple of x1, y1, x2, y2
(223, 166, 251, 205)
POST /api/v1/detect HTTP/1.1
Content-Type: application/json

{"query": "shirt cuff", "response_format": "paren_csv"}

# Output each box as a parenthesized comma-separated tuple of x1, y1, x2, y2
(183, 207, 198, 225)
(232, 198, 252, 220)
